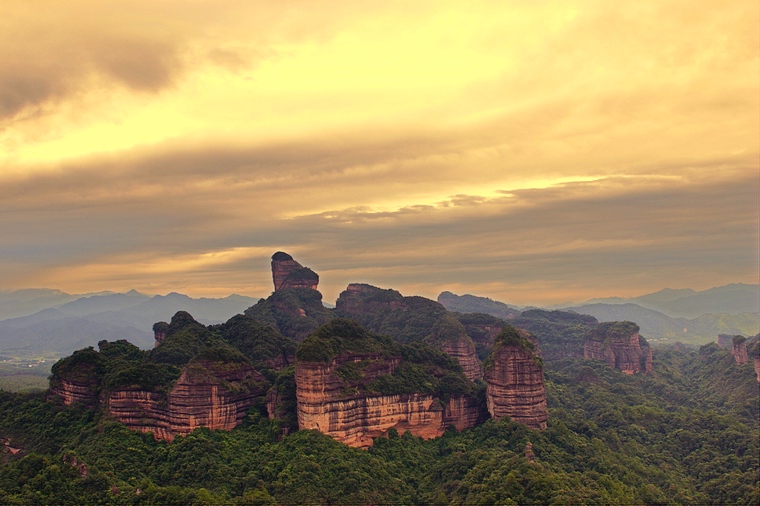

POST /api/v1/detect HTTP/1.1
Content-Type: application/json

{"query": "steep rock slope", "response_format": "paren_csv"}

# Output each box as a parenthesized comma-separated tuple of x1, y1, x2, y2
(245, 253, 333, 341)
(294, 319, 483, 448)
(426, 314, 482, 382)
(584, 321, 653, 374)
(106, 360, 267, 441)
(484, 326, 548, 430)
(49, 313, 272, 441)
(271, 251, 319, 291)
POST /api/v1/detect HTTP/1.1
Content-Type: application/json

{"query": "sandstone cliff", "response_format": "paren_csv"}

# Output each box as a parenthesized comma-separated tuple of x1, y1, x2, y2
(47, 347, 103, 407)
(271, 251, 319, 291)
(294, 319, 483, 447)
(730, 335, 748, 365)
(584, 321, 652, 374)
(484, 326, 548, 430)
(106, 360, 267, 441)
(427, 314, 482, 382)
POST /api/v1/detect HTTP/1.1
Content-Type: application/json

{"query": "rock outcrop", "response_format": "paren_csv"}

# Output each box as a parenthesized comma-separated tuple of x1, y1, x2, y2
(294, 319, 483, 447)
(296, 353, 481, 448)
(335, 283, 448, 343)
(271, 252, 319, 291)
(427, 314, 482, 382)
(730, 335, 748, 365)
(106, 361, 267, 441)
(584, 321, 652, 374)
(48, 374, 100, 408)
(484, 326, 548, 430)
(47, 348, 102, 407)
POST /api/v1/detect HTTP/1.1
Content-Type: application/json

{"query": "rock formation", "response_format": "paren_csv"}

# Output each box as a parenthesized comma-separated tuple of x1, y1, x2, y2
(427, 314, 483, 382)
(47, 348, 102, 407)
(294, 319, 483, 447)
(455, 313, 506, 360)
(335, 283, 448, 343)
(106, 361, 267, 441)
(717, 334, 734, 350)
(48, 374, 100, 408)
(584, 321, 652, 374)
(271, 252, 319, 291)
(484, 326, 548, 430)
(730, 335, 748, 365)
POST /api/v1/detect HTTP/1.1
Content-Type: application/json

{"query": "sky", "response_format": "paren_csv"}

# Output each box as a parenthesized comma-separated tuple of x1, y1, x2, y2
(1, 0, 758, 306)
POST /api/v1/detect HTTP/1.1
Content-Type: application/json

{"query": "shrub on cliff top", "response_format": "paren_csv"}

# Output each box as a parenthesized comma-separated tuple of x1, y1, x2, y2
(427, 314, 469, 344)
(50, 347, 105, 383)
(732, 335, 746, 345)
(483, 325, 541, 371)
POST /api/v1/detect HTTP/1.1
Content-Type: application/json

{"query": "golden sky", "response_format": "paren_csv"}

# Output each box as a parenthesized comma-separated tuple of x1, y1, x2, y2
(1, 0, 758, 305)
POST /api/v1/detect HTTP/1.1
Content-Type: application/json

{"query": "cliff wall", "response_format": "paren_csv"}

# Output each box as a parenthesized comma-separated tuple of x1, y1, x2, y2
(731, 336, 748, 365)
(295, 353, 480, 448)
(271, 252, 319, 291)
(485, 335, 548, 430)
(105, 361, 267, 441)
(584, 322, 652, 374)
(48, 376, 99, 408)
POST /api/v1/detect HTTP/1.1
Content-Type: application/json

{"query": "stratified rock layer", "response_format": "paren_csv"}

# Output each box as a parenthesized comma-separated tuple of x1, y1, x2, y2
(295, 353, 480, 448)
(731, 336, 748, 365)
(584, 322, 652, 374)
(485, 332, 548, 430)
(428, 314, 483, 382)
(106, 361, 267, 441)
(48, 375, 99, 407)
(271, 252, 319, 291)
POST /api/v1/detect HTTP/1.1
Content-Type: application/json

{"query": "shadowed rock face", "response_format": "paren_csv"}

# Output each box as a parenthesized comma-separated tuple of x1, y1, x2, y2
(484, 327, 548, 430)
(48, 373, 100, 408)
(427, 314, 483, 382)
(106, 361, 267, 441)
(584, 321, 652, 374)
(731, 336, 748, 365)
(271, 252, 319, 292)
(295, 352, 481, 448)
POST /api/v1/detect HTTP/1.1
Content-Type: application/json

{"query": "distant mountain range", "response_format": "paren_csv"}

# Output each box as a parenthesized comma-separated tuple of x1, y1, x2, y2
(576, 283, 759, 318)
(0, 289, 259, 357)
(2, 283, 758, 358)
(438, 284, 760, 345)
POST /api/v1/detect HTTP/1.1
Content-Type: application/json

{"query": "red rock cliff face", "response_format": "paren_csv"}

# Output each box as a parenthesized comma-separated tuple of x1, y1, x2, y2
(485, 344, 548, 430)
(754, 357, 760, 383)
(105, 361, 267, 441)
(271, 252, 319, 291)
(295, 353, 480, 448)
(732, 340, 748, 365)
(584, 322, 652, 374)
(440, 339, 483, 382)
(48, 374, 99, 408)
(427, 314, 483, 382)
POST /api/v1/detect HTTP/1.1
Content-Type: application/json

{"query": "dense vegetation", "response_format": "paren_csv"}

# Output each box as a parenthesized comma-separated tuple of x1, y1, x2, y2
(244, 288, 334, 341)
(1, 343, 757, 505)
(335, 285, 448, 343)
(512, 309, 599, 361)
(297, 318, 475, 400)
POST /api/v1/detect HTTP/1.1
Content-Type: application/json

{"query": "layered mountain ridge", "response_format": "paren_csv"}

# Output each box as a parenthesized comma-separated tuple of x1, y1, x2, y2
(46, 252, 674, 447)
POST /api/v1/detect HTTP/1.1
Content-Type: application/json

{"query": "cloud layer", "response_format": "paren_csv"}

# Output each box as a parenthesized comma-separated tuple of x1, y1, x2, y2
(1, 1, 757, 305)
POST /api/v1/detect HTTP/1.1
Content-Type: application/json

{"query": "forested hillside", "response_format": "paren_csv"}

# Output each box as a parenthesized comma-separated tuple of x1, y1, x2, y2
(1, 345, 757, 505)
